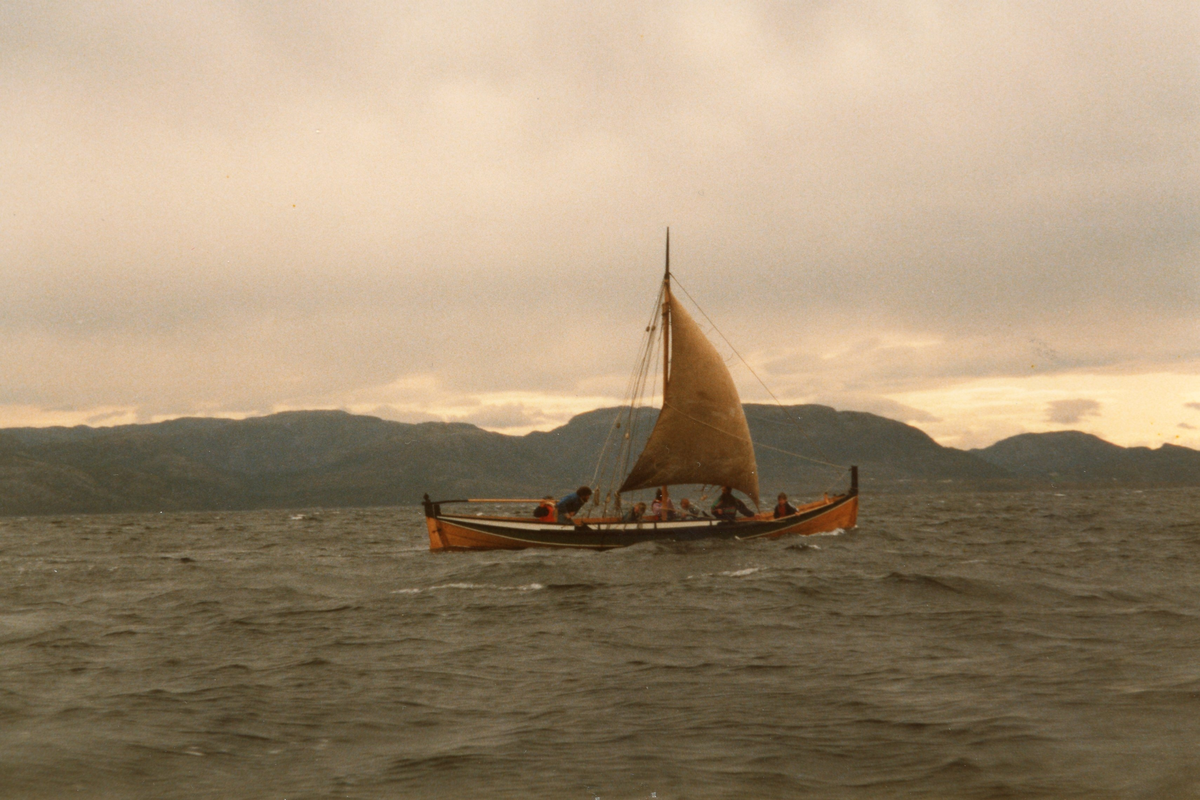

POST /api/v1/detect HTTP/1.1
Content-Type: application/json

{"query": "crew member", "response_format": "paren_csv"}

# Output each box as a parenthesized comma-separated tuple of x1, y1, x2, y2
(773, 492, 797, 519)
(650, 488, 675, 521)
(623, 501, 647, 523)
(678, 498, 704, 519)
(556, 486, 593, 524)
(712, 486, 754, 521)
(533, 496, 556, 522)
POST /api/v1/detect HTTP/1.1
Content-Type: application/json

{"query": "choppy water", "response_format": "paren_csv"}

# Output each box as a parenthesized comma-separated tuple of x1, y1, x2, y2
(1, 490, 1198, 799)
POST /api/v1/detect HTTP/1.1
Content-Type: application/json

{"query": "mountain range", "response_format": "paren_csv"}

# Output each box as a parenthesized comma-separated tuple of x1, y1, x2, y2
(2, 405, 1197, 516)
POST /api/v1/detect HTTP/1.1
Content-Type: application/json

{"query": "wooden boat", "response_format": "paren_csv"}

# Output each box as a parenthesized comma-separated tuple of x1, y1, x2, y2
(422, 233, 858, 551)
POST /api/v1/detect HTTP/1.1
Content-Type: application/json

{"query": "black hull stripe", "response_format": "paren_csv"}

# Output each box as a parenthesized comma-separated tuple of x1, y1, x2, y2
(437, 494, 856, 549)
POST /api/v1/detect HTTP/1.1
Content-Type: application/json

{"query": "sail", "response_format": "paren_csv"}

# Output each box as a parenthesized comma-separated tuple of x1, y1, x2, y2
(619, 295, 760, 505)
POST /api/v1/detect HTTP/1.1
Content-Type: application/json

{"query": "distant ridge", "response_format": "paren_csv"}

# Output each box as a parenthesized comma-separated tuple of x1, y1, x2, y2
(2, 407, 1198, 515)
(971, 431, 1200, 485)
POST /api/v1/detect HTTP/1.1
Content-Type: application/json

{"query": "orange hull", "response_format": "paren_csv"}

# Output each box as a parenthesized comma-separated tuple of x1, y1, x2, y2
(747, 494, 859, 540)
(425, 492, 858, 552)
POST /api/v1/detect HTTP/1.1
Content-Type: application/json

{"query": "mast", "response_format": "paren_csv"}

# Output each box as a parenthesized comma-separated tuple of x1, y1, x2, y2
(661, 227, 671, 508)
(662, 227, 671, 396)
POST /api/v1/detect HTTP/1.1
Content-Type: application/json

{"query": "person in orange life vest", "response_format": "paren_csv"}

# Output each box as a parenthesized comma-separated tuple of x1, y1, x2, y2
(533, 496, 556, 522)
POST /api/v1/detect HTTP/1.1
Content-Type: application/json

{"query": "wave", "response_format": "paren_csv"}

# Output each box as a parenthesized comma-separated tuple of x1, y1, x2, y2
(391, 582, 545, 595)
(685, 567, 764, 580)
(880, 571, 1018, 603)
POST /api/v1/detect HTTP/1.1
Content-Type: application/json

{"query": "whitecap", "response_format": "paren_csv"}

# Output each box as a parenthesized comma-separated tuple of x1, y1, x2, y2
(392, 582, 545, 595)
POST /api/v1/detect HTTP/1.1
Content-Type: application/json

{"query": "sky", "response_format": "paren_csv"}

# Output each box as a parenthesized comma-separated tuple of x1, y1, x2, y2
(2, 1, 1198, 450)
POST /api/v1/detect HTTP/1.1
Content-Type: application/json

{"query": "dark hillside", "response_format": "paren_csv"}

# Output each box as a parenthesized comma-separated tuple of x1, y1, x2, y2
(523, 407, 656, 489)
(973, 431, 1200, 485)
(250, 422, 559, 508)
(747, 405, 1011, 493)
(4, 407, 1200, 515)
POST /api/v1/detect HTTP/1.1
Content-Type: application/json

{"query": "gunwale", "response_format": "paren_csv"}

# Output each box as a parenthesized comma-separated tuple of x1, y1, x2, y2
(424, 491, 858, 551)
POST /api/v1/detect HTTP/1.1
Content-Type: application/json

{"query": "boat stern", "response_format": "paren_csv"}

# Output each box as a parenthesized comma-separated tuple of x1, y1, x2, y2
(422, 494, 451, 551)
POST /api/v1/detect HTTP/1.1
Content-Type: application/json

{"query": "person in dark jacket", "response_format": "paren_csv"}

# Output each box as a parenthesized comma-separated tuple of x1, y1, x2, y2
(556, 486, 593, 524)
(773, 492, 797, 519)
(712, 486, 754, 521)
(623, 501, 647, 523)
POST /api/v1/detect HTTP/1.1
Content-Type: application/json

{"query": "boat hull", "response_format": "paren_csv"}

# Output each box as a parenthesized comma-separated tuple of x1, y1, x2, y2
(423, 492, 858, 551)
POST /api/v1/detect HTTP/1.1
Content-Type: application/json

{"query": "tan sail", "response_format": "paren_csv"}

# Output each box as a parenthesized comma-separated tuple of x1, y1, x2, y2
(619, 296, 760, 504)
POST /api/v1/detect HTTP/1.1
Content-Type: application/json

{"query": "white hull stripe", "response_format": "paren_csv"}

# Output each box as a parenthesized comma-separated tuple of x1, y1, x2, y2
(436, 494, 855, 547)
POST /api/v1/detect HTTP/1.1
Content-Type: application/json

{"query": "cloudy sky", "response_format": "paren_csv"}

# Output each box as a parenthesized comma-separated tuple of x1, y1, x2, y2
(3, 2, 1198, 449)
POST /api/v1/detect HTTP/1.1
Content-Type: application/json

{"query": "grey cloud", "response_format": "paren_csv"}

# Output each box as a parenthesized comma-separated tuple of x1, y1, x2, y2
(1, 2, 1197, 424)
(811, 395, 942, 425)
(1046, 399, 1103, 425)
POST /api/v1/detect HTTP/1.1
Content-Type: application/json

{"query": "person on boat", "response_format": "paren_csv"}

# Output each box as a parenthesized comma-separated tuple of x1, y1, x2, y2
(555, 486, 593, 524)
(623, 502, 647, 523)
(650, 488, 675, 521)
(773, 492, 797, 519)
(712, 486, 754, 521)
(678, 498, 704, 519)
(533, 496, 556, 522)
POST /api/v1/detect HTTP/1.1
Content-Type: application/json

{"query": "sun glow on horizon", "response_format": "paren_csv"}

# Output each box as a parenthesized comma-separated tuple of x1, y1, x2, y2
(5, 368, 1199, 453)
(889, 371, 1200, 450)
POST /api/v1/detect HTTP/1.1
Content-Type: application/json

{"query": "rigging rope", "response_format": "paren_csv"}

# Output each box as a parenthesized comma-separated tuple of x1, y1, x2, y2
(670, 276, 848, 476)
(591, 273, 853, 511)
(590, 282, 665, 516)
(661, 401, 847, 470)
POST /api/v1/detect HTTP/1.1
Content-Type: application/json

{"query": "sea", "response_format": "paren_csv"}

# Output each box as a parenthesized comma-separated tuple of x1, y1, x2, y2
(1, 489, 1198, 799)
